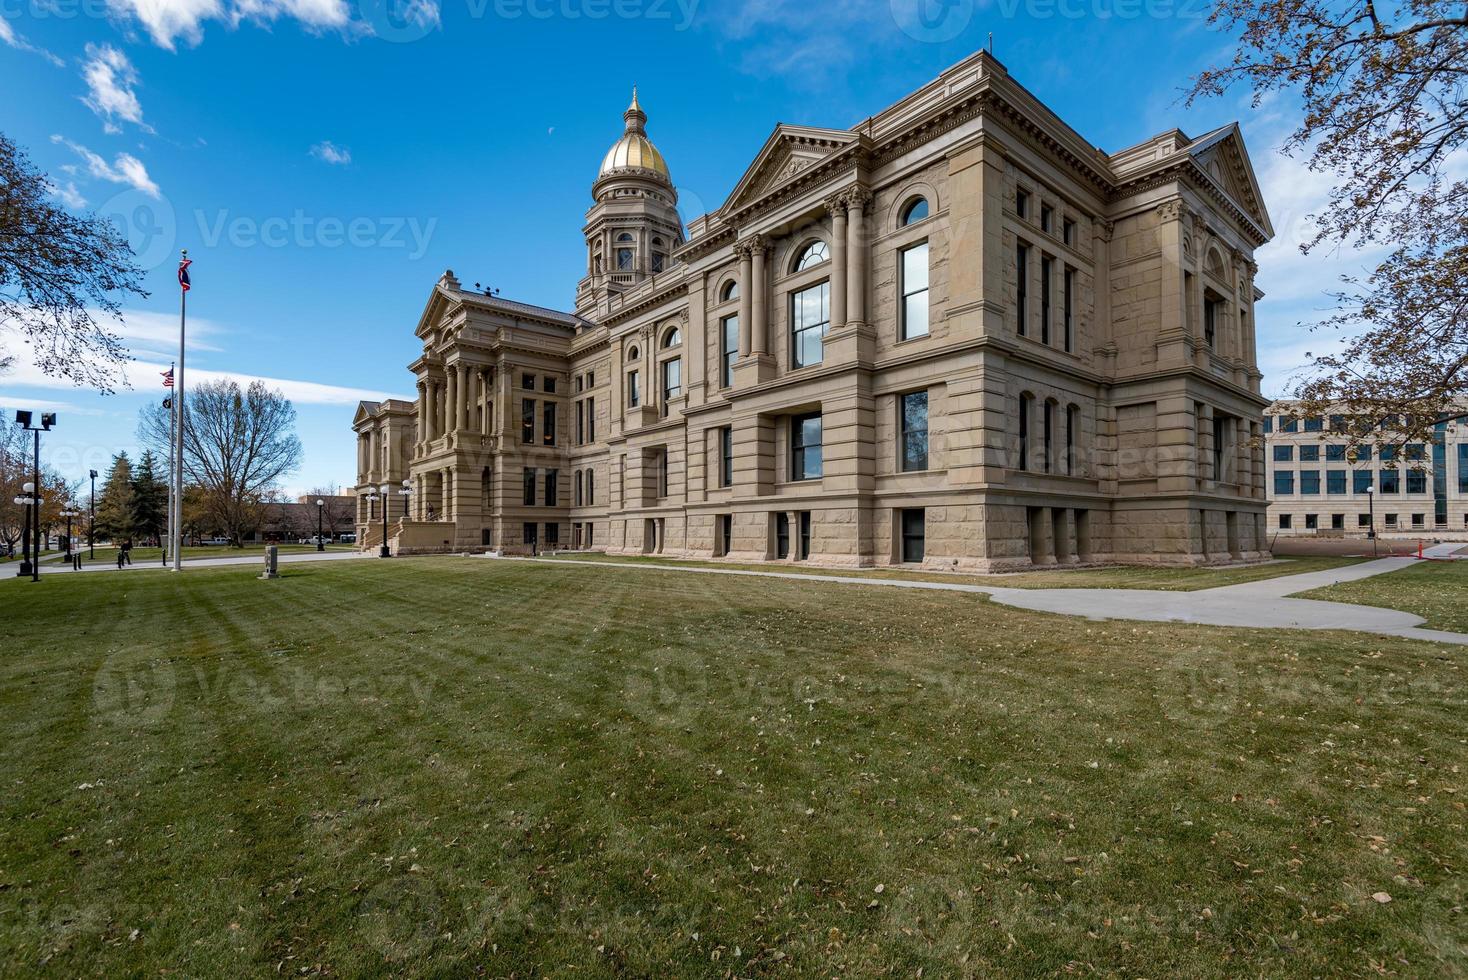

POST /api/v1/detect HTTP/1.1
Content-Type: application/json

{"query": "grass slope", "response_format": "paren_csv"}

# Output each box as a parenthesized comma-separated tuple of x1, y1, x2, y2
(1297, 559, 1468, 633)
(540, 552, 1361, 591)
(0, 559, 1463, 976)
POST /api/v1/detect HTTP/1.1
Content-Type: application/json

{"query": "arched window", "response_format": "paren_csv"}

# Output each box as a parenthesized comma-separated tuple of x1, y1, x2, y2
(627, 345, 640, 361)
(793, 240, 829, 272)
(662, 326, 681, 349)
(1043, 398, 1058, 474)
(900, 196, 929, 226)
(720, 280, 739, 302)
(616, 233, 634, 243)
(1018, 392, 1035, 471)
(651, 237, 666, 273)
(1065, 403, 1080, 476)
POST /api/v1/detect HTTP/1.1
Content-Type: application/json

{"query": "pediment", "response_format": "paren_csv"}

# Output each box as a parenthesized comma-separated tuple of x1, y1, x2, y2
(1186, 125, 1273, 238)
(721, 124, 858, 215)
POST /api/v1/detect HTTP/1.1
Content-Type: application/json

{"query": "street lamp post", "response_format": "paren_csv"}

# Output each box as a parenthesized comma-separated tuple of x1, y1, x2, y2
(88, 468, 97, 560)
(60, 507, 80, 559)
(15, 411, 55, 583)
(398, 480, 413, 552)
(1366, 485, 1377, 557)
(315, 498, 325, 552)
(14, 482, 36, 577)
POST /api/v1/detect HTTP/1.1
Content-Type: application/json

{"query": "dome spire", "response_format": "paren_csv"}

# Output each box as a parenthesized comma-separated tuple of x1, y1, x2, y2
(623, 85, 646, 134)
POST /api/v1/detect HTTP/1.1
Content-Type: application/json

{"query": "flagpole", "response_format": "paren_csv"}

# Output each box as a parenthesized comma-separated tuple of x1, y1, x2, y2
(172, 250, 188, 572)
(164, 364, 175, 567)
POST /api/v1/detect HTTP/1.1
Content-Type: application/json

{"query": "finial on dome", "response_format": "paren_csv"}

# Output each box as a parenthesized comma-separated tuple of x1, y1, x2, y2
(623, 85, 646, 134)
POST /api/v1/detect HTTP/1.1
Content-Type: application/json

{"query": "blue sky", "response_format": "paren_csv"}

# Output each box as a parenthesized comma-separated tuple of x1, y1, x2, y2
(1, 0, 1362, 494)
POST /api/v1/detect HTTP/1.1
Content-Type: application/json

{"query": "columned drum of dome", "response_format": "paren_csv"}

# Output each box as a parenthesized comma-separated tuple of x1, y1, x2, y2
(355, 51, 1275, 569)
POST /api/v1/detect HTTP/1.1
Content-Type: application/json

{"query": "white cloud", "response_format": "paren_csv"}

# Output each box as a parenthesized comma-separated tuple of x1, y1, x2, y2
(310, 140, 351, 165)
(0, 14, 65, 66)
(1, 318, 400, 406)
(47, 179, 88, 210)
(81, 44, 152, 134)
(50, 135, 161, 199)
(103, 0, 370, 49)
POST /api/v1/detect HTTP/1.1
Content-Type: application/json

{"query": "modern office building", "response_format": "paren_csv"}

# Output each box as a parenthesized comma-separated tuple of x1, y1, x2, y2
(1264, 401, 1468, 538)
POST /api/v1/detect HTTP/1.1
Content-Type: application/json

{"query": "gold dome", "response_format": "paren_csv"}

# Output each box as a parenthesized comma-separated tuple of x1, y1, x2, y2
(598, 87, 670, 181)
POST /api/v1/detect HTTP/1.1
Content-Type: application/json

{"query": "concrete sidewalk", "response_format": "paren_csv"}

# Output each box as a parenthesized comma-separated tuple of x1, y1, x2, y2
(5, 549, 372, 578)
(512, 547, 1468, 646)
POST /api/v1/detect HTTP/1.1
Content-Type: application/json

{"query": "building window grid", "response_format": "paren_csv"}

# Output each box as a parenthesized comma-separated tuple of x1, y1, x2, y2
(901, 242, 930, 340)
(791, 281, 831, 369)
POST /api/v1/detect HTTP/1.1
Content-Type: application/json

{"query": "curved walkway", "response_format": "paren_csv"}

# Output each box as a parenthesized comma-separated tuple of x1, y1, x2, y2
(511, 545, 1468, 646)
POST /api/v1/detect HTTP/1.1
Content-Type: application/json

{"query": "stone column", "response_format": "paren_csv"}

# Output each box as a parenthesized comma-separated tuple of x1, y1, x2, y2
(750, 236, 768, 355)
(827, 195, 848, 330)
(415, 381, 426, 451)
(423, 381, 436, 441)
(445, 368, 458, 437)
(737, 243, 753, 357)
(845, 189, 870, 326)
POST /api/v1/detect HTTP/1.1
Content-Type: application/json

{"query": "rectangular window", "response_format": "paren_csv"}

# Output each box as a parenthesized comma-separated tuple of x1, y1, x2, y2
(1203, 296, 1218, 347)
(797, 511, 811, 561)
(1062, 267, 1074, 352)
(1043, 400, 1054, 473)
(901, 508, 925, 563)
(523, 468, 536, 506)
(1062, 217, 1075, 246)
(575, 401, 585, 445)
(1326, 444, 1346, 462)
(587, 371, 594, 388)
(1040, 255, 1053, 344)
(542, 402, 556, 446)
(1407, 469, 1427, 493)
(522, 373, 535, 390)
(662, 357, 682, 403)
(1274, 470, 1294, 495)
(1380, 446, 1397, 463)
(718, 514, 732, 556)
(1281, 417, 1298, 433)
(1016, 189, 1029, 219)
(1329, 414, 1347, 433)
(1412, 513, 1426, 528)
(1354, 470, 1373, 494)
(1263, 415, 1273, 434)
(1273, 445, 1294, 462)
(1459, 444, 1468, 493)
(544, 469, 557, 507)
(1279, 513, 1292, 529)
(521, 398, 535, 444)
(720, 314, 738, 387)
(1016, 243, 1029, 336)
(627, 370, 640, 407)
(791, 281, 831, 368)
(1300, 445, 1320, 462)
(523, 522, 537, 546)
(1327, 470, 1347, 494)
(575, 375, 584, 393)
(901, 242, 930, 340)
(1301, 470, 1321, 495)
(1332, 513, 1345, 530)
(1304, 417, 1324, 432)
(1358, 514, 1371, 528)
(791, 413, 823, 481)
(574, 471, 582, 507)
(1354, 443, 1372, 462)
(586, 396, 594, 441)
(657, 450, 668, 498)
(1380, 469, 1400, 493)
(1040, 205, 1053, 233)
(900, 391, 928, 472)
(1386, 513, 1398, 527)
(1018, 395, 1030, 471)
(585, 470, 594, 506)
(545, 522, 559, 547)
(1305, 513, 1318, 530)
(543, 376, 556, 394)
(719, 426, 733, 488)
(1066, 404, 1078, 475)
(775, 512, 790, 559)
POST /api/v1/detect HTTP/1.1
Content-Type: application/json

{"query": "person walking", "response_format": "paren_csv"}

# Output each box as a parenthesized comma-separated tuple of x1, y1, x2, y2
(115, 548, 125, 570)
(122, 539, 133, 566)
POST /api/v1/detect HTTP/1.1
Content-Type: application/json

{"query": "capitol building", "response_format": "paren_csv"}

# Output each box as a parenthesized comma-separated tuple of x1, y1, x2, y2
(353, 51, 1274, 570)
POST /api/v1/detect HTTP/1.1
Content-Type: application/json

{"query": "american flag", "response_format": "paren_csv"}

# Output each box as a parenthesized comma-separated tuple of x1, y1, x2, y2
(162, 367, 174, 388)
(178, 255, 192, 292)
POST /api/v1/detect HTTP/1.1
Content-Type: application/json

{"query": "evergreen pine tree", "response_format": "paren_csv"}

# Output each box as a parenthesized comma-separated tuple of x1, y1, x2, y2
(94, 452, 134, 542)
(130, 450, 168, 545)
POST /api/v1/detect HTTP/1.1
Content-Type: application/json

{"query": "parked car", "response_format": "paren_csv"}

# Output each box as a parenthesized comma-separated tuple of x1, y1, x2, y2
(203, 537, 230, 545)
(339, 533, 356, 543)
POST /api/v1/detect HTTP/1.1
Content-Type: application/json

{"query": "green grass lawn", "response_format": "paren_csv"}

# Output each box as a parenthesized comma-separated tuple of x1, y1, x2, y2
(1, 558, 1463, 976)
(540, 551, 1362, 591)
(64, 543, 354, 568)
(1296, 559, 1468, 633)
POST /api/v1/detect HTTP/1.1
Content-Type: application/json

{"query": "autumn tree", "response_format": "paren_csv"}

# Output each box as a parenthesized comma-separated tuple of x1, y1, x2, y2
(138, 379, 302, 545)
(1190, 0, 1468, 441)
(0, 132, 148, 391)
(308, 485, 354, 540)
(0, 423, 68, 555)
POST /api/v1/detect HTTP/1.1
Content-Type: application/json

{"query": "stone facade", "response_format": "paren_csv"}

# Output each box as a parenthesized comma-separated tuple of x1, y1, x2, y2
(353, 52, 1275, 569)
(1264, 400, 1468, 540)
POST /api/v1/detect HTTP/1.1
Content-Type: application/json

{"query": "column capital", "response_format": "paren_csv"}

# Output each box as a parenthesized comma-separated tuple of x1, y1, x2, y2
(822, 193, 848, 216)
(840, 186, 872, 210)
(734, 233, 770, 258)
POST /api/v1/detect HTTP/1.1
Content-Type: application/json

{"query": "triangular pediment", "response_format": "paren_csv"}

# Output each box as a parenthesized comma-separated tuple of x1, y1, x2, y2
(721, 124, 858, 214)
(352, 401, 381, 426)
(412, 273, 462, 341)
(1186, 124, 1273, 238)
